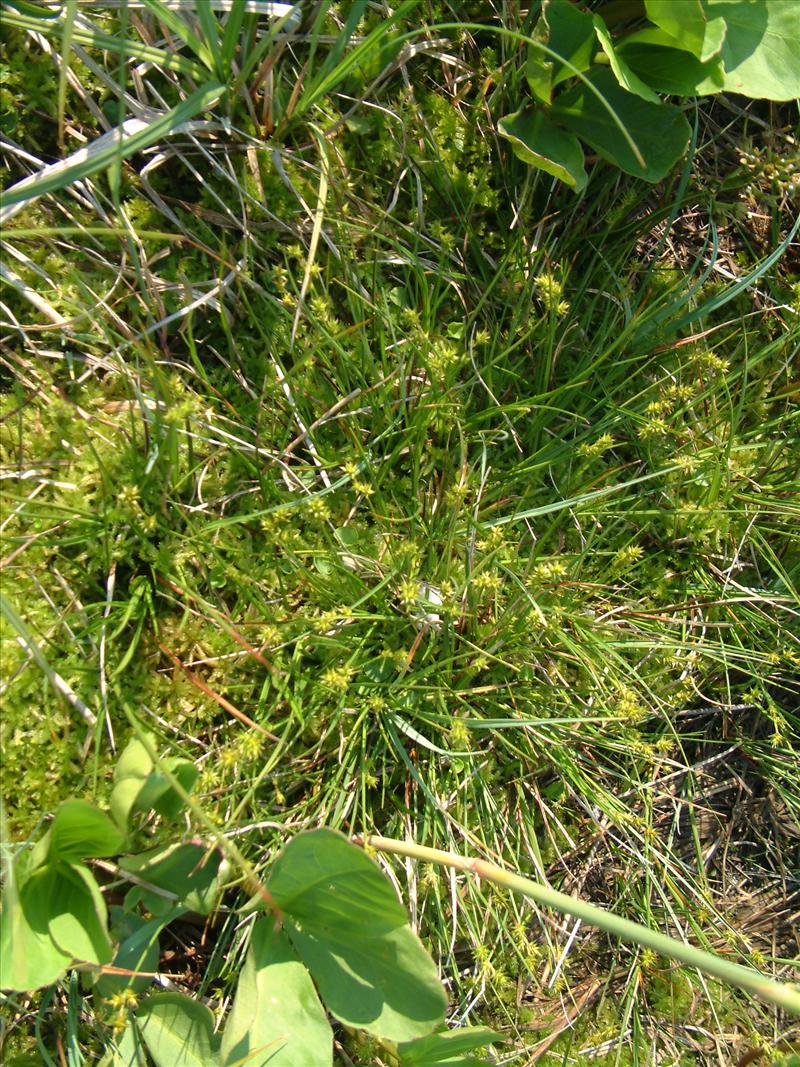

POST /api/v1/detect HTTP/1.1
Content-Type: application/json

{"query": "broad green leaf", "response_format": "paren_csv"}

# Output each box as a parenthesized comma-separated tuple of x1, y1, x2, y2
(526, 0, 597, 103)
(618, 28, 725, 95)
(286, 919, 446, 1042)
(268, 829, 407, 935)
(643, 1, 800, 98)
(221, 919, 333, 1067)
(95, 909, 164, 998)
(47, 799, 124, 863)
(706, 0, 800, 100)
(551, 67, 691, 182)
(269, 830, 446, 1041)
(22, 862, 112, 966)
(593, 17, 660, 102)
(0, 82, 225, 211)
(0, 863, 72, 991)
(136, 993, 221, 1067)
(645, 0, 726, 61)
(334, 525, 361, 548)
(123, 886, 177, 919)
(526, 25, 555, 105)
(111, 734, 155, 829)
(136, 758, 199, 819)
(97, 1022, 148, 1067)
(110, 778, 146, 832)
(498, 108, 587, 192)
(399, 1026, 502, 1065)
(116, 734, 155, 781)
(120, 842, 221, 916)
(111, 734, 197, 828)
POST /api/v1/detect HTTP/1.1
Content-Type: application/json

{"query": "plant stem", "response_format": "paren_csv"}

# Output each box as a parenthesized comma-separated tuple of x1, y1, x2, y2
(121, 707, 282, 919)
(356, 835, 800, 1017)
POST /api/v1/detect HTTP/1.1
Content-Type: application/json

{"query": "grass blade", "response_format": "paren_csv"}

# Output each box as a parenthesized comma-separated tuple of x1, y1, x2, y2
(139, 0, 217, 73)
(193, 0, 224, 79)
(1, 2, 208, 80)
(293, 0, 416, 119)
(0, 593, 97, 727)
(0, 81, 225, 213)
(56, 0, 78, 151)
(219, 0, 247, 77)
(291, 127, 330, 345)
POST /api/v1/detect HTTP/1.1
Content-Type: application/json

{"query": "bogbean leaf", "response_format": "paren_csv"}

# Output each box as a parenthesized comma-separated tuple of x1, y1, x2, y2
(644, 0, 800, 100)
(137, 758, 199, 819)
(135, 993, 221, 1067)
(110, 779, 145, 833)
(551, 68, 691, 182)
(644, 0, 726, 61)
(110, 735, 155, 829)
(706, 0, 800, 100)
(526, 0, 596, 103)
(47, 799, 125, 863)
(593, 17, 660, 102)
(97, 1022, 148, 1067)
(120, 842, 221, 916)
(115, 734, 154, 780)
(268, 829, 407, 933)
(22, 862, 113, 966)
(285, 921, 447, 1043)
(0, 863, 72, 991)
(617, 28, 725, 96)
(398, 1025, 502, 1065)
(95, 909, 165, 998)
(111, 733, 198, 829)
(268, 829, 447, 1041)
(498, 108, 587, 192)
(221, 919, 333, 1067)
(334, 525, 361, 548)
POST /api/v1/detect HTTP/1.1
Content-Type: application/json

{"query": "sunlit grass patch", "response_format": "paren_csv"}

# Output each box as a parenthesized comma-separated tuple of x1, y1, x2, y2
(1, 3, 798, 1062)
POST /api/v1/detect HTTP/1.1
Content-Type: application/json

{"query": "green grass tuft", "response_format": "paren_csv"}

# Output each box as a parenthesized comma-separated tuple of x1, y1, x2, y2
(1, 3, 798, 1063)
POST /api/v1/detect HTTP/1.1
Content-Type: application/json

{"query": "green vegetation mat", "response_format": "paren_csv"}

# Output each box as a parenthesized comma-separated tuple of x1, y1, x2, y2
(1, 3, 798, 1064)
